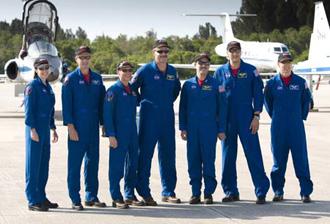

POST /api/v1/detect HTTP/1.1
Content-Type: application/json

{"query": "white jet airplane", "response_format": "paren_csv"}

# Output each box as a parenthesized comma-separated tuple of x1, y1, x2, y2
(181, 13, 290, 72)
(4, 0, 62, 85)
(293, 1, 330, 89)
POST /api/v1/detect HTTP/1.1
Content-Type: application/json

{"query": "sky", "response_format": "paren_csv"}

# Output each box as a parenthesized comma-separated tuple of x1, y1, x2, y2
(0, 0, 242, 40)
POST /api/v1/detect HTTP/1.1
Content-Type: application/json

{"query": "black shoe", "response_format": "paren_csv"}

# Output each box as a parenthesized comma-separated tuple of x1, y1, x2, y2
(142, 197, 158, 206)
(112, 199, 129, 209)
(272, 194, 284, 202)
(189, 196, 201, 204)
(72, 203, 84, 211)
(84, 199, 107, 207)
(222, 194, 240, 202)
(43, 199, 59, 208)
(125, 196, 145, 206)
(28, 203, 49, 212)
(301, 195, 312, 203)
(256, 196, 266, 204)
(204, 195, 213, 204)
(161, 196, 181, 204)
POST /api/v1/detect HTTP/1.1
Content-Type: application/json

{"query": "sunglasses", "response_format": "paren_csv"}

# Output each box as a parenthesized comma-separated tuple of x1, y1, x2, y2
(156, 50, 169, 54)
(229, 48, 241, 53)
(78, 55, 91, 60)
(37, 65, 50, 71)
(120, 68, 133, 73)
(197, 61, 210, 66)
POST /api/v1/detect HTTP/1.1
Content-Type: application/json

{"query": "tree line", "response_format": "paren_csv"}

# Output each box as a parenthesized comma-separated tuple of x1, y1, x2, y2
(2, 0, 329, 78)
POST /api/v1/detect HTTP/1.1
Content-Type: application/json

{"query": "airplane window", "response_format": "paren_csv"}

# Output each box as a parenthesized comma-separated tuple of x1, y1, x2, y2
(274, 47, 281, 52)
(27, 40, 58, 58)
(282, 47, 289, 52)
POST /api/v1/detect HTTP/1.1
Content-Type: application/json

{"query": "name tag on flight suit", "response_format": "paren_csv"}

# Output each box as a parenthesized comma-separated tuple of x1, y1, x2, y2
(166, 74, 175, 81)
(202, 85, 212, 91)
(238, 72, 247, 78)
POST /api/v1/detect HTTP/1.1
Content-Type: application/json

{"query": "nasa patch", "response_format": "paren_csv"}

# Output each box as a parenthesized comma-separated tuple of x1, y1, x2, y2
(25, 85, 32, 96)
(154, 75, 160, 80)
(106, 91, 114, 102)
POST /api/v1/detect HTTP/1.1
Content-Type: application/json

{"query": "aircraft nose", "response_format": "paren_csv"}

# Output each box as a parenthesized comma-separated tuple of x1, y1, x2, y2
(48, 66, 59, 82)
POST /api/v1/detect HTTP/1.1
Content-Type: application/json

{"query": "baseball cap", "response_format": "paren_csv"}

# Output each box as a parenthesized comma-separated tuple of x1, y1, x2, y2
(227, 41, 241, 51)
(278, 53, 293, 63)
(152, 39, 170, 49)
(75, 46, 91, 56)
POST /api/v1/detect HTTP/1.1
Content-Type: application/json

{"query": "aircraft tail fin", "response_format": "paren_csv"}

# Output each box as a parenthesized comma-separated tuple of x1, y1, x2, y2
(183, 13, 256, 43)
(309, 1, 330, 61)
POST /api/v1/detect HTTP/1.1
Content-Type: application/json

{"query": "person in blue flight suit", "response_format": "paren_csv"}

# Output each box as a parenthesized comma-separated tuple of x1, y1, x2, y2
(131, 40, 181, 205)
(264, 53, 313, 203)
(179, 53, 227, 204)
(214, 41, 270, 204)
(24, 57, 58, 211)
(62, 46, 106, 210)
(103, 61, 145, 209)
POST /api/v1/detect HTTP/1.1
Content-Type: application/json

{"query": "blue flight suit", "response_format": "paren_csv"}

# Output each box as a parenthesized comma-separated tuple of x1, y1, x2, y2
(103, 80, 139, 201)
(24, 76, 56, 206)
(62, 68, 105, 204)
(130, 61, 181, 198)
(179, 75, 227, 197)
(264, 73, 313, 197)
(214, 60, 270, 198)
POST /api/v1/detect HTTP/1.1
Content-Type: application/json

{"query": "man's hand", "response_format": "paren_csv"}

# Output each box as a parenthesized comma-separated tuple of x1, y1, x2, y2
(109, 136, 118, 148)
(250, 116, 260, 135)
(218, 132, 226, 141)
(52, 129, 58, 143)
(30, 128, 39, 142)
(68, 124, 79, 141)
(181, 131, 187, 141)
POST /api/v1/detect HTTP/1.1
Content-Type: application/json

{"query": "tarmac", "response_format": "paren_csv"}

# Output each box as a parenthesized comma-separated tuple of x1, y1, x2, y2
(0, 80, 329, 224)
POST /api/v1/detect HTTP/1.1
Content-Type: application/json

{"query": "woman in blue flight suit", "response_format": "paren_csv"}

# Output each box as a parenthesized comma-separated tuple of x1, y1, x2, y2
(24, 57, 58, 211)
(103, 61, 144, 209)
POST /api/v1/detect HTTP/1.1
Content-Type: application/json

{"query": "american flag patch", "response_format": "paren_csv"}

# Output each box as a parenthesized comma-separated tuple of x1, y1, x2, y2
(219, 85, 225, 93)
(253, 69, 260, 77)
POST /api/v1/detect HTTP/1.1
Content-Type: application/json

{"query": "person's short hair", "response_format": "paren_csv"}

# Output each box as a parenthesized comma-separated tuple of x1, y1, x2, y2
(227, 41, 241, 51)
(193, 52, 211, 63)
(117, 61, 134, 70)
(34, 57, 49, 69)
(75, 46, 91, 56)
(152, 39, 170, 49)
(278, 53, 293, 63)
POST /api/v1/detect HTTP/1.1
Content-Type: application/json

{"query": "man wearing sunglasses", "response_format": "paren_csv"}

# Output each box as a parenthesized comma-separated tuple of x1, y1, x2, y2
(62, 46, 106, 210)
(131, 39, 181, 205)
(179, 53, 227, 204)
(214, 41, 270, 204)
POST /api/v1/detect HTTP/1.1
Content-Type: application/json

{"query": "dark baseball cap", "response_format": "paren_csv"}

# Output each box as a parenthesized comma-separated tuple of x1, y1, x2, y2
(117, 61, 134, 69)
(193, 52, 211, 63)
(227, 41, 241, 51)
(278, 53, 293, 63)
(34, 57, 49, 69)
(153, 39, 170, 49)
(75, 46, 91, 56)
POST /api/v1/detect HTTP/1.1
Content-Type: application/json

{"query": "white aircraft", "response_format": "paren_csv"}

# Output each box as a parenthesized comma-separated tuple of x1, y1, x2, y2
(183, 13, 290, 72)
(4, 0, 62, 84)
(293, 1, 330, 84)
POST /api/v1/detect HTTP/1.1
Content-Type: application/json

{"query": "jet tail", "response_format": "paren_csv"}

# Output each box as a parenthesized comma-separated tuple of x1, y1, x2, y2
(308, 1, 330, 61)
(183, 13, 256, 43)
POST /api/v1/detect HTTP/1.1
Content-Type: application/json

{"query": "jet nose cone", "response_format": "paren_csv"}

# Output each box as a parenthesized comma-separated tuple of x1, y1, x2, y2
(47, 66, 59, 82)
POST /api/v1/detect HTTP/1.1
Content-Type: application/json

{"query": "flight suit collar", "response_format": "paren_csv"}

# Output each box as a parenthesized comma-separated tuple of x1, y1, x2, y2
(151, 60, 168, 74)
